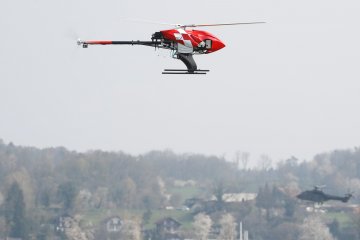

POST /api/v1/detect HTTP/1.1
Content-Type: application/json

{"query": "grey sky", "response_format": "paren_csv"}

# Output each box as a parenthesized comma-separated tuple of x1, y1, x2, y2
(1, 0, 359, 163)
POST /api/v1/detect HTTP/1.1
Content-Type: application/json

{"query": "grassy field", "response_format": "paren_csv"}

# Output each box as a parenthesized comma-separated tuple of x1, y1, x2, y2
(324, 212, 354, 228)
(167, 185, 205, 203)
(79, 185, 203, 230)
(80, 208, 194, 230)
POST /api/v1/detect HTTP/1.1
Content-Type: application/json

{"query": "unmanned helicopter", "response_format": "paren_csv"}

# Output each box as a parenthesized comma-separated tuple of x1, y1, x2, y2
(77, 21, 265, 74)
(297, 185, 353, 204)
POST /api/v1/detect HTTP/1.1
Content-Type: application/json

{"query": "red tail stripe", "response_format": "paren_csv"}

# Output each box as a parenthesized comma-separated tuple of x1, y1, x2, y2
(85, 40, 113, 45)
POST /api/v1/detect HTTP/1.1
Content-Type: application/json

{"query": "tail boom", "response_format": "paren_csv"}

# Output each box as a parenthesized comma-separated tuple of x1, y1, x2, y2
(77, 39, 161, 48)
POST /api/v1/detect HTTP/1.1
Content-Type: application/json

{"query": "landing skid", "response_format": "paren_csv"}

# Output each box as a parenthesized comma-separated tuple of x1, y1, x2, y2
(162, 69, 210, 75)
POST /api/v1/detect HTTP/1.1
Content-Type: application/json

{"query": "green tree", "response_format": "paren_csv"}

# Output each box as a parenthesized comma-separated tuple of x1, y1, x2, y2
(256, 183, 273, 220)
(4, 182, 27, 239)
(272, 222, 300, 240)
(213, 181, 226, 211)
(110, 178, 137, 209)
(142, 209, 152, 225)
(284, 198, 296, 218)
(57, 182, 77, 210)
(328, 219, 340, 239)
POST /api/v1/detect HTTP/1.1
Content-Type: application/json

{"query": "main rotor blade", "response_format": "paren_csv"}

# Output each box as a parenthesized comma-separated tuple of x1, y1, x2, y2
(123, 18, 180, 27)
(183, 22, 266, 28)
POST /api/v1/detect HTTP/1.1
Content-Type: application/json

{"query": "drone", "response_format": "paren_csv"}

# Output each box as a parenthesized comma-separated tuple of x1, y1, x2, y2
(297, 185, 353, 204)
(77, 21, 265, 74)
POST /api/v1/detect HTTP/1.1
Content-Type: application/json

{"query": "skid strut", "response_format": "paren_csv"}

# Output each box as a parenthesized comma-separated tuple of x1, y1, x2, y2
(162, 69, 209, 75)
(163, 53, 209, 74)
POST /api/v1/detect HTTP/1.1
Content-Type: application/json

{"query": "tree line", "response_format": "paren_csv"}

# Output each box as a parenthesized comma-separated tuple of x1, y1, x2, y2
(0, 139, 360, 239)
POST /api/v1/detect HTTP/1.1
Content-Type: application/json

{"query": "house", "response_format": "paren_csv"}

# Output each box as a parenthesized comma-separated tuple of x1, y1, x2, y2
(156, 217, 181, 234)
(155, 217, 182, 240)
(211, 193, 257, 202)
(104, 216, 122, 232)
(95, 216, 129, 240)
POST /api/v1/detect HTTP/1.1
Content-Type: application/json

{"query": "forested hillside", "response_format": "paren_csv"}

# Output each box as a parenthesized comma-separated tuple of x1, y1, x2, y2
(0, 139, 359, 239)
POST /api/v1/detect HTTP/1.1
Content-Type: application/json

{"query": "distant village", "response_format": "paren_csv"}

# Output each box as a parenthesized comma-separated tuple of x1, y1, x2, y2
(54, 189, 360, 240)
(0, 141, 360, 239)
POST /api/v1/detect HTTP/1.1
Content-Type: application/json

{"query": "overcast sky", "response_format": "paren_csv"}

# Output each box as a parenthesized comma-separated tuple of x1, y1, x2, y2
(1, 0, 359, 164)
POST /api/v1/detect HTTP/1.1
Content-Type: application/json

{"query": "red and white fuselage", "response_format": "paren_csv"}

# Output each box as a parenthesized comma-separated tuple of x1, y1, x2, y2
(160, 28, 225, 54)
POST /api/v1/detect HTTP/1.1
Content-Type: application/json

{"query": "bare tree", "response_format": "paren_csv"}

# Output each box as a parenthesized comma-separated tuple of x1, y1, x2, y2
(234, 151, 250, 170)
(120, 219, 141, 240)
(213, 182, 226, 211)
(241, 152, 250, 170)
(258, 154, 272, 171)
(218, 213, 237, 240)
(234, 151, 241, 169)
(121, 178, 137, 209)
(92, 187, 108, 209)
(193, 213, 212, 240)
(299, 216, 335, 240)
